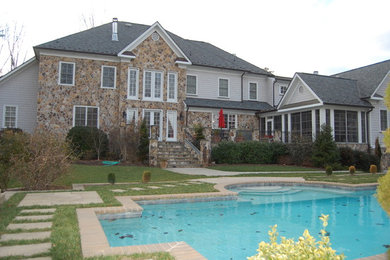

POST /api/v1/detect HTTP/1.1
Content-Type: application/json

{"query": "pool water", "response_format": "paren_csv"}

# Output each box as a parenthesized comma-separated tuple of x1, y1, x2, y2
(100, 186, 390, 259)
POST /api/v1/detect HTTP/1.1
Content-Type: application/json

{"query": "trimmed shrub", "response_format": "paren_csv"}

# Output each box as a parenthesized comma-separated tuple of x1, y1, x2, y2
(349, 165, 356, 175)
(325, 165, 333, 176)
(107, 173, 116, 184)
(211, 141, 287, 164)
(286, 136, 313, 166)
(312, 124, 340, 167)
(353, 150, 379, 172)
(66, 126, 108, 160)
(142, 171, 151, 183)
(339, 147, 355, 166)
(370, 164, 377, 174)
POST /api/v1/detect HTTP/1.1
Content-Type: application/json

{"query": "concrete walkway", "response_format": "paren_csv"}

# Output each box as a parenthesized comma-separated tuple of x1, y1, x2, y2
(167, 167, 326, 176)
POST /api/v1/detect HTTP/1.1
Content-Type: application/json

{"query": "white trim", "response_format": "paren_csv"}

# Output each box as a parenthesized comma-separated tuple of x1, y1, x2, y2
(118, 22, 191, 65)
(277, 103, 323, 113)
(186, 74, 198, 96)
(126, 108, 138, 125)
(101, 65, 117, 89)
(167, 72, 178, 102)
(370, 97, 384, 101)
(371, 70, 390, 99)
(58, 61, 75, 86)
(166, 110, 177, 141)
(2, 105, 18, 128)
(72, 105, 99, 128)
(187, 106, 256, 115)
(218, 77, 230, 98)
(248, 81, 258, 101)
(142, 70, 164, 101)
(0, 58, 36, 84)
(39, 51, 122, 63)
(127, 68, 139, 100)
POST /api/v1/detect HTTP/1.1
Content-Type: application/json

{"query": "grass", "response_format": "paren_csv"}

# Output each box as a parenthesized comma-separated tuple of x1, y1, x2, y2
(208, 164, 321, 172)
(52, 164, 206, 188)
(305, 173, 385, 184)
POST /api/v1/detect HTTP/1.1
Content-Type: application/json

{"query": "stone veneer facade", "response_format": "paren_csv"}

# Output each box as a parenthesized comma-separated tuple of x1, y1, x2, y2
(37, 33, 186, 141)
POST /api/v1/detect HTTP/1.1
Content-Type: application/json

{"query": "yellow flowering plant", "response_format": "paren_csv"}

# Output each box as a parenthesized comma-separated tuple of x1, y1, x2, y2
(247, 214, 345, 260)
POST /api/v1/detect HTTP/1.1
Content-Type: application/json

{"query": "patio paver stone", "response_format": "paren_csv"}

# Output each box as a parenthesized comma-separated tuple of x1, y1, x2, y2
(18, 191, 102, 206)
(130, 187, 145, 191)
(147, 186, 160, 189)
(0, 231, 51, 242)
(7, 222, 52, 231)
(15, 215, 53, 221)
(0, 243, 51, 257)
(20, 208, 56, 214)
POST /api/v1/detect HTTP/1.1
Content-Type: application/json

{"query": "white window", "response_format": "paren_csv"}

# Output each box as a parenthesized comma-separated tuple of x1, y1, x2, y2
(127, 68, 139, 99)
(58, 62, 75, 86)
(3, 105, 18, 128)
(143, 109, 163, 141)
(380, 110, 388, 131)
(249, 82, 257, 100)
(143, 70, 163, 101)
(186, 75, 197, 95)
(126, 108, 138, 125)
(73, 106, 99, 128)
(101, 66, 116, 89)
(166, 110, 177, 141)
(212, 112, 237, 129)
(280, 85, 287, 95)
(167, 72, 177, 102)
(218, 78, 229, 98)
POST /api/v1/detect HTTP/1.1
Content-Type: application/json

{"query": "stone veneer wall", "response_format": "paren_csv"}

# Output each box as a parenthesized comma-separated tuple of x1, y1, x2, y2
(37, 55, 121, 136)
(37, 32, 186, 140)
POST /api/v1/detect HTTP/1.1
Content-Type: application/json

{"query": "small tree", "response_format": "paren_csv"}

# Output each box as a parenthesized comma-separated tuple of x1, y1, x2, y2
(12, 131, 74, 190)
(90, 127, 108, 160)
(138, 120, 149, 164)
(312, 124, 340, 168)
(0, 129, 28, 192)
(193, 124, 205, 149)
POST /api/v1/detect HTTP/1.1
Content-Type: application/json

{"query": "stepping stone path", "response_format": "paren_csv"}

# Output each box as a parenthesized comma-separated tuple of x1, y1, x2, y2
(162, 184, 176, 187)
(147, 186, 161, 189)
(0, 207, 56, 259)
(111, 189, 127, 193)
(131, 187, 145, 191)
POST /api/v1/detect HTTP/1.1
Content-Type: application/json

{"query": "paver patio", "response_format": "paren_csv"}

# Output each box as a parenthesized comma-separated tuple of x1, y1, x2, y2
(18, 191, 103, 206)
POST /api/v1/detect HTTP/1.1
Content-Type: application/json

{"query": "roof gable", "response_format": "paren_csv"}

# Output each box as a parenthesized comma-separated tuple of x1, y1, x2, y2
(118, 22, 190, 64)
(277, 74, 322, 110)
(333, 59, 390, 98)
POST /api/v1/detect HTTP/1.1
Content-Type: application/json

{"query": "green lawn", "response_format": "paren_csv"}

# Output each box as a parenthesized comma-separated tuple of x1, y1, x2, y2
(208, 164, 321, 172)
(305, 173, 385, 184)
(52, 164, 206, 187)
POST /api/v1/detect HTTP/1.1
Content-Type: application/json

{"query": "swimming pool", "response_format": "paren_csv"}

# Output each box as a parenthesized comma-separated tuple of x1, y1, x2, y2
(99, 185, 390, 259)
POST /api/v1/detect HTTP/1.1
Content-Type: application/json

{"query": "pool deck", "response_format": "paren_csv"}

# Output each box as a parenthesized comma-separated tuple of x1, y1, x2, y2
(2, 175, 385, 260)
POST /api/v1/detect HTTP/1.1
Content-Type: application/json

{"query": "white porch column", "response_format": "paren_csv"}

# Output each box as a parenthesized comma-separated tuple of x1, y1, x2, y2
(358, 111, 362, 143)
(330, 109, 335, 138)
(288, 113, 292, 142)
(311, 109, 316, 141)
(281, 113, 285, 142)
(319, 108, 326, 126)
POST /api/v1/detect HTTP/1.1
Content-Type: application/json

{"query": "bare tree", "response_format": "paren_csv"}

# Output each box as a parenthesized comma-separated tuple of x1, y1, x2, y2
(0, 23, 27, 74)
(81, 13, 96, 29)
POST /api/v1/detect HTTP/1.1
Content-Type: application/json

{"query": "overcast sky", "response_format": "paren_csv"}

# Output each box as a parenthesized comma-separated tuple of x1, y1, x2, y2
(1, 0, 390, 77)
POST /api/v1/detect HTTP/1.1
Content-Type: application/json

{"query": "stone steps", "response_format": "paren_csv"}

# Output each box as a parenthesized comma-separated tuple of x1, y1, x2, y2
(156, 141, 201, 168)
(0, 207, 56, 259)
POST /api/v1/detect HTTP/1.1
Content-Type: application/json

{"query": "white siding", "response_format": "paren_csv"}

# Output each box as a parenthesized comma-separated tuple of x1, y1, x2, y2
(0, 60, 39, 133)
(280, 77, 319, 108)
(374, 72, 390, 97)
(369, 100, 389, 147)
(186, 66, 273, 102)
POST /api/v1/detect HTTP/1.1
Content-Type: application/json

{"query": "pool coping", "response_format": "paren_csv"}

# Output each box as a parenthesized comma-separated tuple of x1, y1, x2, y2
(76, 179, 380, 259)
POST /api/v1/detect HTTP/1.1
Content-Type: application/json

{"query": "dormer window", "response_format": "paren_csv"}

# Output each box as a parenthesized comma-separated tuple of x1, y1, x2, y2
(280, 85, 287, 95)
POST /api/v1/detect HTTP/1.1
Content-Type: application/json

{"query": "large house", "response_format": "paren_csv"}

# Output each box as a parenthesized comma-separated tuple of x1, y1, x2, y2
(0, 19, 389, 166)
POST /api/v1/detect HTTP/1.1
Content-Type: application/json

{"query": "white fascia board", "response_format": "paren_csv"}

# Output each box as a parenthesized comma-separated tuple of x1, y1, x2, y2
(118, 21, 192, 65)
(370, 70, 390, 99)
(38, 49, 121, 62)
(188, 106, 256, 115)
(0, 57, 36, 83)
(277, 103, 323, 113)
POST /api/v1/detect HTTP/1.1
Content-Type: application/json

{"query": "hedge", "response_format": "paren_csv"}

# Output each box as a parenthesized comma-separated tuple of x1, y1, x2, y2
(211, 141, 287, 164)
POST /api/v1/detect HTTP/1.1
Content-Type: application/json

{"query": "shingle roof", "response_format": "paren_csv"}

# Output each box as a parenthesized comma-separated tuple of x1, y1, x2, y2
(184, 97, 274, 111)
(297, 73, 372, 108)
(35, 21, 272, 76)
(332, 59, 390, 98)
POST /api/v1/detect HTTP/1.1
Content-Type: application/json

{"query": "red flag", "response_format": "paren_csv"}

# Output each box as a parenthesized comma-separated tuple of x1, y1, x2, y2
(218, 109, 226, 128)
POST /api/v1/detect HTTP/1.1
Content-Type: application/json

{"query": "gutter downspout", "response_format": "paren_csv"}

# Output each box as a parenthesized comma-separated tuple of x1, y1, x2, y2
(241, 72, 246, 102)
(272, 78, 277, 107)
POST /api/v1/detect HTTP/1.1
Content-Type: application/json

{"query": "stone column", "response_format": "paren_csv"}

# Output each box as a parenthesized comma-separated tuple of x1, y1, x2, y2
(200, 139, 211, 166)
